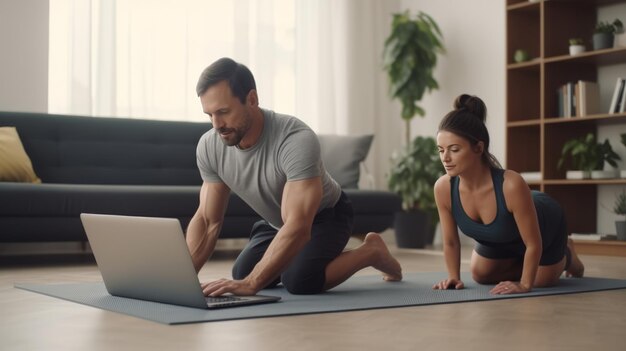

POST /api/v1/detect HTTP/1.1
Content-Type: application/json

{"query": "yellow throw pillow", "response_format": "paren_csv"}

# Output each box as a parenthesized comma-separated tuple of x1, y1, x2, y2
(0, 127, 41, 183)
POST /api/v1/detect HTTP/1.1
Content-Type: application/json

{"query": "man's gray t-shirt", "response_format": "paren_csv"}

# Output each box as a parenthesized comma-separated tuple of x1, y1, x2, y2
(196, 109, 342, 229)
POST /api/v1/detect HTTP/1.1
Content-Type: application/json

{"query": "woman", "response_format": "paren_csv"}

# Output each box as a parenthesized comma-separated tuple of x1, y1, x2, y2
(432, 94, 584, 295)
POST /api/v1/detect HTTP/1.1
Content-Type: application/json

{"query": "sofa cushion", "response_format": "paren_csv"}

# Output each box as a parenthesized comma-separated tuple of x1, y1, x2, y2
(318, 134, 373, 189)
(0, 127, 41, 183)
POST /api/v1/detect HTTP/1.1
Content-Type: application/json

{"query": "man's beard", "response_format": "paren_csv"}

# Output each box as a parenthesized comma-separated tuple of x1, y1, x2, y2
(218, 112, 252, 147)
(217, 127, 245, 146)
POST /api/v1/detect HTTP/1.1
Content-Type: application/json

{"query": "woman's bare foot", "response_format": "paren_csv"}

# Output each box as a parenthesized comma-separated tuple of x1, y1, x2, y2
(566, 238, 584, 278)
(364, 232, 403, 281)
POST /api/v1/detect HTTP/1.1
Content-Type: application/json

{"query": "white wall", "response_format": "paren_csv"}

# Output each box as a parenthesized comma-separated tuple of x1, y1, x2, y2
(397, 0, 507, 165)
(0, 0, 49, 112)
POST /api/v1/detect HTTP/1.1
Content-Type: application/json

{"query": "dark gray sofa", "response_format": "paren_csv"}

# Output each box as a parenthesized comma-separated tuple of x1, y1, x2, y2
(0, 111, 401, 243)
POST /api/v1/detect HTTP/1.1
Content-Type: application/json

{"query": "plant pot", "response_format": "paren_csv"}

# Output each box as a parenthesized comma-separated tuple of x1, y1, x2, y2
(590, 169, 619, 179)
(593, 32, 614, 50)
(615, 221, 626, 241)
(615, 33, 626, 48)
(566, 170, 591, 180)
(393, 210, 431, 249)
(621, 170, 626, 178)
(569, 45, 585, 55)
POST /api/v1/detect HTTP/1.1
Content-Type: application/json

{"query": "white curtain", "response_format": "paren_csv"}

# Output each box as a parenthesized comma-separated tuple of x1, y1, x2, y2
(48, 0, 400, 187)
(295, 0, 401, 187)
(296, 0, 399, 135)
(49, 0, 296, 121)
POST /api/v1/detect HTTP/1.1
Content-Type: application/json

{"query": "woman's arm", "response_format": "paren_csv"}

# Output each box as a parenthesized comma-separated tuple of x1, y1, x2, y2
(433, 175, 464, 289)
(501, 170, 542, 291)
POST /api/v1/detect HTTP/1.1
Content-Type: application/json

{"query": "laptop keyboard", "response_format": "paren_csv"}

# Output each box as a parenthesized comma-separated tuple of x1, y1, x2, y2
(206, 296, 244, 303)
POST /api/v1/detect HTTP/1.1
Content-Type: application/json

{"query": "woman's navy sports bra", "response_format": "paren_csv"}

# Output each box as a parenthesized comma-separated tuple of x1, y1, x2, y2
(450, 168, 522, 244)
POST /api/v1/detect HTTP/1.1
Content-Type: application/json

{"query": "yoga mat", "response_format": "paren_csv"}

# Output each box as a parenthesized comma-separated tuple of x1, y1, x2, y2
(15, 272, 626, 325)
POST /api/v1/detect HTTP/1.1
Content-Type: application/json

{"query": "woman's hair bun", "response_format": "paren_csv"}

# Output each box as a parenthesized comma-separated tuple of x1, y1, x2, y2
(453, 94, 487, 122)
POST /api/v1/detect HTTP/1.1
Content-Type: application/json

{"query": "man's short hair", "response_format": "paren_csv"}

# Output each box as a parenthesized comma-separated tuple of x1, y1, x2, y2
(196, 57, 256, 104)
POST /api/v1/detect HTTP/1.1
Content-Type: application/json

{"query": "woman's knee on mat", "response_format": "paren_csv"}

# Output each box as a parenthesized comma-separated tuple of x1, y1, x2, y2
(470, 258, 522, 284)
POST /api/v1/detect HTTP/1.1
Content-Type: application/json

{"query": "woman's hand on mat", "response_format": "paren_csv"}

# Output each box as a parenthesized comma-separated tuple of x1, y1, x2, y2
(433, 278, 464, 290)
(490, 281, 530, 295)
(201, 278, 258, 297)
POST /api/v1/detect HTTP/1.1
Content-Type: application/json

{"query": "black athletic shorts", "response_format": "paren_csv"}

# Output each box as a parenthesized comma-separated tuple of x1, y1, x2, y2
(231, 191, 354, 294)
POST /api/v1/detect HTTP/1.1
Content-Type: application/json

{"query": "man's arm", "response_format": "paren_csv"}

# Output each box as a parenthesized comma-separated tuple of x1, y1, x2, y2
(186, 181, 231, 272)
(202, 176, 322, 296)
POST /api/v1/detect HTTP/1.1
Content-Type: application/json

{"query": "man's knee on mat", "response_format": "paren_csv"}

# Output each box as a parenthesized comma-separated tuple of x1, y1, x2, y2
(281, 271, 325, 295)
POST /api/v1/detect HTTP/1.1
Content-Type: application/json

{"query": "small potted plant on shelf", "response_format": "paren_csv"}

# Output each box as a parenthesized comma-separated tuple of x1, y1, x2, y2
(557, 133, 621, 179)
(569, 38, 585, 55)
(593, 18, 623, 50)
(613, 189, 626, 241)
(388, 136, 445, 248)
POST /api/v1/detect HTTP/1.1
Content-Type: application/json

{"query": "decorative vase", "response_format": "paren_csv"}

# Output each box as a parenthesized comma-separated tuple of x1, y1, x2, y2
(513, 49, 530, 63)
(615, 221, 626, 241)
(593, 33, 614, 50)
(569, 45, 585, 55)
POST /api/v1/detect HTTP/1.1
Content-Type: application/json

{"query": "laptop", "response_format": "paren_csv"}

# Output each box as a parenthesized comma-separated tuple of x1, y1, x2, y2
(80, 213, 281, 309)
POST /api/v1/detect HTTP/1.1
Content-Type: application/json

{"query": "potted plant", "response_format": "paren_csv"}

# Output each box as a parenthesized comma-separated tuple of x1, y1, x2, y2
(569, 38, 585, 55)
(593, 18, 623, 50)
(558, 133, 621, 179)
(388, 136, 445, 248)
(383, 10, 444, 148)
(613, 189, 626, 240)
(383, 11, 444, 248)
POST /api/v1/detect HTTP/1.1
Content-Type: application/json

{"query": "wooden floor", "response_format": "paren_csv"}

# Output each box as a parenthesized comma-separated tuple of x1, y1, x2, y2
(1, 235, 625, 351)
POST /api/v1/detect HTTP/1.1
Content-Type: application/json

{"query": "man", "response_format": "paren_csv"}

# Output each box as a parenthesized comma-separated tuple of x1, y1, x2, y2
(186, 57, 402, 296)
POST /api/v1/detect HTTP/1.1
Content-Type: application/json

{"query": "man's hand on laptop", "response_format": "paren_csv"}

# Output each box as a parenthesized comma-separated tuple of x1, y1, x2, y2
(201, 278, 258, 297)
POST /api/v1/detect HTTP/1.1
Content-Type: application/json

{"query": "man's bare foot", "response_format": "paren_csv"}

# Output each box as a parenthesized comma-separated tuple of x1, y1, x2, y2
(566, 238, 584, 278)
(364, 232, 403, 281)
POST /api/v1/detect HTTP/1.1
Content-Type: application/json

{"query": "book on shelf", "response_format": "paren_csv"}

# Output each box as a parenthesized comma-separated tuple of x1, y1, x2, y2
(556, 82, 577, 118)
(576, 80, 600, 117)
(570, 233, 617, 241)
(557, 81, 601, 118)
(615, 79, 626, 113)
(608, 77, 626, 114)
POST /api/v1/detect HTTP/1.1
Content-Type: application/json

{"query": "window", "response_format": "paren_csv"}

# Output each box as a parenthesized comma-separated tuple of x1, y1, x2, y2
(48, 0, 296, 121)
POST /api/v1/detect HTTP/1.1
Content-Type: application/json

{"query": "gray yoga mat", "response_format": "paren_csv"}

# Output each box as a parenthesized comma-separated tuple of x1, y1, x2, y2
(15, 272, 626, 325)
